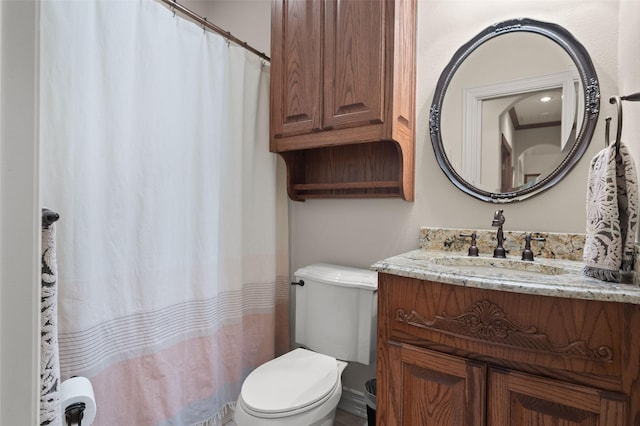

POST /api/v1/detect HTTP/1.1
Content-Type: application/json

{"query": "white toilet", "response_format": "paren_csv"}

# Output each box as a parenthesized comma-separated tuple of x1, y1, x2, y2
(234, 263, 378, 426)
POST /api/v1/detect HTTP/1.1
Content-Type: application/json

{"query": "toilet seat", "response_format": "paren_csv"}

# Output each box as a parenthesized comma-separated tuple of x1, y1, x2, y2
(239, 348, 339, 418)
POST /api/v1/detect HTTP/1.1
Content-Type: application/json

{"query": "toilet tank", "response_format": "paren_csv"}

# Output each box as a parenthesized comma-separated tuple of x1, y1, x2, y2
(294, 263, 378, 365)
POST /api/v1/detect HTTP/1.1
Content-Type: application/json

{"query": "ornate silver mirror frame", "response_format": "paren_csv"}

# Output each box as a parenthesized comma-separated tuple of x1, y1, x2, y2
(430, 18, 600, 203)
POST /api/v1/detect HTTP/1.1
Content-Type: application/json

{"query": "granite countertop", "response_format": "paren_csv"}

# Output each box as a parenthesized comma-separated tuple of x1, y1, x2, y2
(372, 228, 640, 305)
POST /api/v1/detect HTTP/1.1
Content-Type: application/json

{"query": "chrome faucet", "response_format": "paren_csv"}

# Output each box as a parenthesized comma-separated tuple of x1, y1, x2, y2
(492, 209, 506, 258)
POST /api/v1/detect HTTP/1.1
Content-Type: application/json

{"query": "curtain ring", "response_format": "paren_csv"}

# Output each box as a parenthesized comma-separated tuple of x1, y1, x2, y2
(171, 0, 176, 17)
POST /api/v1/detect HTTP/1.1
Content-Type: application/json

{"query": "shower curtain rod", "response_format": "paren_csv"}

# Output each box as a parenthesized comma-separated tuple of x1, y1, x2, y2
(158, 0, 270, 62)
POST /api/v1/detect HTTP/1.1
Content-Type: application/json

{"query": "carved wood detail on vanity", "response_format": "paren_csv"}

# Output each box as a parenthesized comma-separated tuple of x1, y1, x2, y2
(386, 277, 622, 378)
(395, 299, 614, 362)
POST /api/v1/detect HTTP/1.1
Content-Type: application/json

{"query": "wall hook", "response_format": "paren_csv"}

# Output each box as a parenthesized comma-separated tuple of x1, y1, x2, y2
(606, 92, 640, 154)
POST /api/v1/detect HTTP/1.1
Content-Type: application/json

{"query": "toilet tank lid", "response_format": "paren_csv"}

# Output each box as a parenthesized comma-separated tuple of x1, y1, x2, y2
(294, 263, 378, 290)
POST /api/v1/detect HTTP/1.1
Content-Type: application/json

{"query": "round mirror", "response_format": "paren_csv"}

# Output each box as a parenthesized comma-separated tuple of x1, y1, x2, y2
(430, 18, 600, 203)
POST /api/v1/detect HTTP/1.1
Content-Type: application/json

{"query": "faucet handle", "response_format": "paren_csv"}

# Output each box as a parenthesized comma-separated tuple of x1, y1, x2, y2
(492, 209, 505, 227)
(522, 233, 546, 261)
(459, 233, 479, 257)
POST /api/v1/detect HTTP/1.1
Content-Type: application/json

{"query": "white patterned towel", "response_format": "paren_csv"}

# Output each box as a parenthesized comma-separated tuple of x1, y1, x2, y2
(41, 220, 61, 426)
(583, 142, 639, 282)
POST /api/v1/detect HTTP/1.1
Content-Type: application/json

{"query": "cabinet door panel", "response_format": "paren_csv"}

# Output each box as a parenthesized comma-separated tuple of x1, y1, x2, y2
(390, 343, 486, 426)
(271, 0, 322, 138)
(488, 368, 628, 426)
(323, 0, 384, 129)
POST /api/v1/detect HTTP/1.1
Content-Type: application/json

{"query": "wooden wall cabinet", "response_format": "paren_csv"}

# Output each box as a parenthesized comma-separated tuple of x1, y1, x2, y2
(270, 0, 416, 201)
(377, 274, 639, 425)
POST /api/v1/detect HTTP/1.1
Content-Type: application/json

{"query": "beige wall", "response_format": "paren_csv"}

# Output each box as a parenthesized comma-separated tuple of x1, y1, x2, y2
(619, 0, 640, 206)
(180, 0, 270, 56)
(207, 0, 271, 56)
(175, 0, 271, 57)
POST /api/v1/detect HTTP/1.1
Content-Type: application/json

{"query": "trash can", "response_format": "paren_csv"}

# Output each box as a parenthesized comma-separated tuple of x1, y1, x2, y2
(364, 378, 376, 426)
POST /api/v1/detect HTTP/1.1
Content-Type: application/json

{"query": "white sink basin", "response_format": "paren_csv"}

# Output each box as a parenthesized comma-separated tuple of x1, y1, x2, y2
(428, 255, 570, 276)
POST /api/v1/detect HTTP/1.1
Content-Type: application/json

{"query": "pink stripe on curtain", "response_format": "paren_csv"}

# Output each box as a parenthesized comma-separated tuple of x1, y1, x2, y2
(90, 313, 275, 425)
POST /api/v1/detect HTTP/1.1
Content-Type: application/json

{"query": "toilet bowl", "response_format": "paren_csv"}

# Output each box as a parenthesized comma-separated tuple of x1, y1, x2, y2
(234, 263, 378, 426)
(233, 348, 348, 426)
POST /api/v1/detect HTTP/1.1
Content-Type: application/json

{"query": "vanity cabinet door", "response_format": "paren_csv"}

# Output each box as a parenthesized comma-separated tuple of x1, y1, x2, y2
(386, 343, 486, 426)
(488, 368, 628, 425)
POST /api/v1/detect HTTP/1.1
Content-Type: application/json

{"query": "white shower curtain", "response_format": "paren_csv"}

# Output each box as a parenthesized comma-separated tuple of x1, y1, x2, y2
(40, 0, 289, 424)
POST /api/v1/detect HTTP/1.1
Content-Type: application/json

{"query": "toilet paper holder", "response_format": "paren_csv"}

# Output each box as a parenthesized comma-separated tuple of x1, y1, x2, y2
(60, 376, 96, 426)
(65, 402, 86, 426)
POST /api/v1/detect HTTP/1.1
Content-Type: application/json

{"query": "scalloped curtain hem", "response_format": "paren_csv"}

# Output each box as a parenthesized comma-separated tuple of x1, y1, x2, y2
(191, 401, 236, 426)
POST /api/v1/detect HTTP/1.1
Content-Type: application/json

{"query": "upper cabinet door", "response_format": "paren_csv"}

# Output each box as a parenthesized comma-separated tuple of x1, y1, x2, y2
(270, 0, 323, 140)
(323, 0, 384, 129)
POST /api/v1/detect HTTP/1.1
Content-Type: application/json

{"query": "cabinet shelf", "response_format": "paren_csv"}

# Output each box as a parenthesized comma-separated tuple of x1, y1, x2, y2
(292, 181, 401, 199)
(279, 141, 409, 201)
(292, 181, 400, 190)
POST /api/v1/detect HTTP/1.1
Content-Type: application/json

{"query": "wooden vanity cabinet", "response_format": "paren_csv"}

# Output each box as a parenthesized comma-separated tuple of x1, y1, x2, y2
(377, 273, 640, 425)
(270, 0, 416, 201)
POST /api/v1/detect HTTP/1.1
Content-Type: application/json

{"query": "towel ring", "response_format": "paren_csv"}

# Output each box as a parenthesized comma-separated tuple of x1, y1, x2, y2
(605, 92, 640, 153)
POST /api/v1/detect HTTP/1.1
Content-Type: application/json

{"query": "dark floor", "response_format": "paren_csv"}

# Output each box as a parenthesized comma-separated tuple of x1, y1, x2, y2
(224, 408, 367, 425)
(334, 408, 368, 426)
